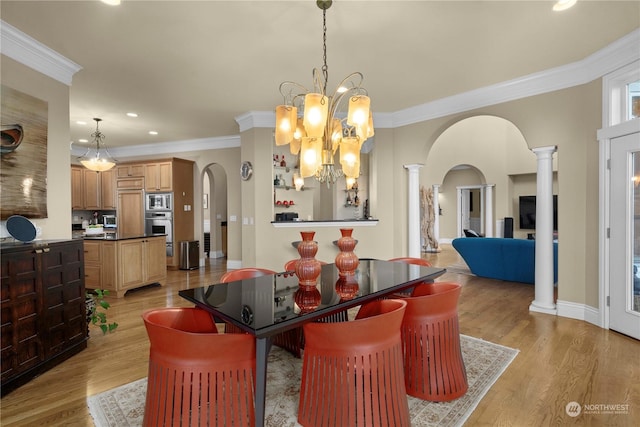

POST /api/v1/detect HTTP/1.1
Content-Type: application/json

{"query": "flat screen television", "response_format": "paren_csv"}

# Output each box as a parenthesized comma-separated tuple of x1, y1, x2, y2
(519, 195, 558, 231)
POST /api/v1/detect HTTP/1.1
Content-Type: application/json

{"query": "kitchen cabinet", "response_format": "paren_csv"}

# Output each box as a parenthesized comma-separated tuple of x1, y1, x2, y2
(71, 166, 116, 210)
(117, 189, 145, 236)
(1, 239, 87, 396)
(71, 167, 84, 209)
(83, 240, 116, 291)
(145, 161, 172, 192)
(116, 163, 145, 178)
(83, 236, 166, 298)
(100, 169, 116, 209)
(119, 237, 166, 291)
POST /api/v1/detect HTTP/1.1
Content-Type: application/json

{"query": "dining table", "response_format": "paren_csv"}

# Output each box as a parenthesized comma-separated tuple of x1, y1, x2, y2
(179, 258, 446, 427)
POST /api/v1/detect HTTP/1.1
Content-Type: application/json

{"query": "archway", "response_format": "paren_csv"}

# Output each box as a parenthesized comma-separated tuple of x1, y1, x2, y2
(202, 163, 228, 260)
(424, 115, 534, 243)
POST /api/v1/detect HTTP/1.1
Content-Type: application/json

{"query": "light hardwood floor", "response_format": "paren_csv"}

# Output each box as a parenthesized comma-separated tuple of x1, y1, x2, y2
(1, 245, 638, 426)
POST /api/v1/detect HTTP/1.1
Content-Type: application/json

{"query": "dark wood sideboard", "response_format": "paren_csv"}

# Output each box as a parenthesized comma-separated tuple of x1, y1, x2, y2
(1, 239, 88, 396)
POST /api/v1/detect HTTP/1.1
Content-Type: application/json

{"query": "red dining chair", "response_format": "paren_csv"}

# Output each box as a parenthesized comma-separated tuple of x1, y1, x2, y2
(389, 256, 433, 295)
(221, 267, 305, 358)
(299, 299, 410, 427)
(219, 268, 276, 334)
(389, 256, 432, 267)
(142, 307, 256, 427)
(399, 282, 468, 401)
(219, 267, 277, 283)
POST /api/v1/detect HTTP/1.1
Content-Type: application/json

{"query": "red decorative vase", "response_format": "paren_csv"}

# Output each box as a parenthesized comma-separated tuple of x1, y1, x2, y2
(295, 231, 322, 288)
(335, 228, 359, 276)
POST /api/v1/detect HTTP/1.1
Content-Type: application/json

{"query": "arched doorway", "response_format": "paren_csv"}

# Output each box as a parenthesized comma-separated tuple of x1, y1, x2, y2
(424, 115, 535, 243)
(202, 163, 228, 261)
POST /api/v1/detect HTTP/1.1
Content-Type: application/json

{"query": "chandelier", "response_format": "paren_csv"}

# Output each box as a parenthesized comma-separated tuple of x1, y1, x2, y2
(79, 118, 116, 172)
(275, 0, 374, 188)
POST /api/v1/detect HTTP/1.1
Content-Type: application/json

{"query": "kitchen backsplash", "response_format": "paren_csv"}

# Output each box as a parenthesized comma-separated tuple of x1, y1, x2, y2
(72, 210, 116, 227)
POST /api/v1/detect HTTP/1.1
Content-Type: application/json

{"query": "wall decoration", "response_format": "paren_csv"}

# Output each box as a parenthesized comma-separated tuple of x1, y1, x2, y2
(1, 85, 48, 219)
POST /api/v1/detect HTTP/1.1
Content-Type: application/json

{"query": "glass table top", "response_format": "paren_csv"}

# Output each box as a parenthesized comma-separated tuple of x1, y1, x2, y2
(179, 259, 445, 338)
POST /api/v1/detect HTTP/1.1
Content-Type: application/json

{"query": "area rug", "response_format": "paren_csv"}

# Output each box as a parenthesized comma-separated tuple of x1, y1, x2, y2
(88, 335, 517, 427)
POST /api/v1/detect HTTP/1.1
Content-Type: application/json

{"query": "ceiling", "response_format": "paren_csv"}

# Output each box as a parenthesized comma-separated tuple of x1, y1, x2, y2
(1, 1, 639, 152)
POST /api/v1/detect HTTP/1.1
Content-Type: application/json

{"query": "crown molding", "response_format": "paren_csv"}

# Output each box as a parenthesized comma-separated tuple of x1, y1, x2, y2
(391, 28, 640, 128)
(238, 29, 639, 131)
(70, 135, 240, 159)
(0, 20, 82, 86)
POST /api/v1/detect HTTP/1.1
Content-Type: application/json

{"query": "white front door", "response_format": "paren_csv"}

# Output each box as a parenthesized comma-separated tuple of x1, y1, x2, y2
(610, 131, 640, 339)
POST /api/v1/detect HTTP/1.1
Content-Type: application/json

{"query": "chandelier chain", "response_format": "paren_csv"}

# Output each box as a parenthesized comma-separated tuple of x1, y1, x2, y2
(322, 7, 328, 94)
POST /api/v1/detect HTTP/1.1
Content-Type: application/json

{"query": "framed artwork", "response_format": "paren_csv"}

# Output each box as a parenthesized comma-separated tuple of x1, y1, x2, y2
(1, 85, 48, 219)
(203, 193, 209, 209)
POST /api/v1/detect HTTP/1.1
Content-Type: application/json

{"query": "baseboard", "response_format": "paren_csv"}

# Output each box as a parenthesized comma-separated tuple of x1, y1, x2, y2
(210, 250, 225, 259)
(556, 300, 602, 327)
(226, 259, 242, 269)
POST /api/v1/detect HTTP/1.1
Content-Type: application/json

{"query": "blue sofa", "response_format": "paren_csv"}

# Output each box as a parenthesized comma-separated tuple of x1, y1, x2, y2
(451, 237, 558, 284)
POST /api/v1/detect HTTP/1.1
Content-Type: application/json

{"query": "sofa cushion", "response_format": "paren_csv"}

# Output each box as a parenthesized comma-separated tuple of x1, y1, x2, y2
(452, 237, 558, 284)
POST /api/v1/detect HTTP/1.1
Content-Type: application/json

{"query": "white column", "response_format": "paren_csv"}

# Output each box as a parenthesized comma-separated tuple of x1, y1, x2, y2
(529, 146, 557, 315)
(484, 184, 494, 237)
(404, 163, 424, 257)
(432, 184, 441, 247)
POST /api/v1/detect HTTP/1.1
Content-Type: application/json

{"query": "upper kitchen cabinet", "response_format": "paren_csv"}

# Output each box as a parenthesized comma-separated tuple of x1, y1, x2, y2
(145, 161, 172, 192)
(71, 166, 115, 210)
(116, 164, 145, 178)
(100, 169, 116, 209)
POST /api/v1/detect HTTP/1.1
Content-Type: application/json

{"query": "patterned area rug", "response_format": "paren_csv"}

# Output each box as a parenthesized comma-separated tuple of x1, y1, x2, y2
(88, 335, 518, 427)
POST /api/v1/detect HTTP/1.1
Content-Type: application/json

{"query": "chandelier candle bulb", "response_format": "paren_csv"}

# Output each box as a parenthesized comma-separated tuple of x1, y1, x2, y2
(340, 137, 361, 178)
(300, 137, 322, 178)
(275, 105, 297, 145)
(347, 95, 370, 127)
(303, 93, 328, 137)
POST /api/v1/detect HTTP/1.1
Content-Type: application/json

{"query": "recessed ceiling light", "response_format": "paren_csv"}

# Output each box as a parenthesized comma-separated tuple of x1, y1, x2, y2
(149, 131, 158, 135)
(101, 0, 121, 6)
(76, 120, 87, 125)
(553, 0, 577, 11)
(126, 112, 138, 117)
(79, 138, 89, 143)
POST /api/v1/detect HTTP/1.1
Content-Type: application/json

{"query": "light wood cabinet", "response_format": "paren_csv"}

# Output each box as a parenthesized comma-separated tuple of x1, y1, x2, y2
(145, 161, 172, 192)
(71, 167, 84, 209)
(117, 189, 145, 236)
(83, 240, 116, 291)
(116, 164, 145, 178)
(83, 236, 166, 298)
(71, 166, 116, 210)
(119, 237, 166, 291)
(100, 170, 116, 209)
(83, 170, 100, 210)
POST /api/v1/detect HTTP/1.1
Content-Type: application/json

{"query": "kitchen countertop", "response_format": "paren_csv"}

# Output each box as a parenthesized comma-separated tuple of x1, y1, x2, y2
(78, 232, 167, 241)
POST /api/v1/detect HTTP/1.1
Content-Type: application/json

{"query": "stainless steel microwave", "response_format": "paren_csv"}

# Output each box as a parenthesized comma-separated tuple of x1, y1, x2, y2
(146, 192, 172, 211)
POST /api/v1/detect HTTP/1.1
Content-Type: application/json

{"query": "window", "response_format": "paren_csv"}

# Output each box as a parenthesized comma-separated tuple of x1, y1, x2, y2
(604, 60, 640, 126)
(629, 81, 640, 121)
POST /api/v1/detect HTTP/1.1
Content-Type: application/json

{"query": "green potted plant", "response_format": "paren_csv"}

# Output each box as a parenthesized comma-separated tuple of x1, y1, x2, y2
(86, 289, 118, 334)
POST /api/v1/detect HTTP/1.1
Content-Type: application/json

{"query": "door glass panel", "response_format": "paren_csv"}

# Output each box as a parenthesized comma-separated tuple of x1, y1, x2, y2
(633, 151, 640, 313)
(629, 81, 640, 121)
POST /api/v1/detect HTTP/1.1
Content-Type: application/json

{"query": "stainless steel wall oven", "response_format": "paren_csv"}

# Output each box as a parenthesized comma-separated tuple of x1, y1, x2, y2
(145, 211, 173, 256)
